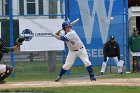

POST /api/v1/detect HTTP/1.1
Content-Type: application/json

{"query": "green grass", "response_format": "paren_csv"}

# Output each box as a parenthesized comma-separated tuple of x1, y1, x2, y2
(7, 73, 56, 82)
(6, 61, 59, 82)
(2, 62, 140, 93)
(97, 72, 140, 79)
(1, 86, 140, 93)
(5, 61, 140, 82)
(6, 61, 101, 82)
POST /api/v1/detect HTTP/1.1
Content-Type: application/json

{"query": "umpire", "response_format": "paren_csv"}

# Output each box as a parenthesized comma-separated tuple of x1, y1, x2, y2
(129, 28, 140, 73)
(100, 35, 123, 74)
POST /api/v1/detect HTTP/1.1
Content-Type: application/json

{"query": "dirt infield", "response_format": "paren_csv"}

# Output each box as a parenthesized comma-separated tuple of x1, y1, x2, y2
(0, 78, 140, 89)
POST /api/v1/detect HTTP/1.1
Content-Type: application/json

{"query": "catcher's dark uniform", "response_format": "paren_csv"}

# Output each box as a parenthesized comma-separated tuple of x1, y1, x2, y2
(0, 37, 25, 83)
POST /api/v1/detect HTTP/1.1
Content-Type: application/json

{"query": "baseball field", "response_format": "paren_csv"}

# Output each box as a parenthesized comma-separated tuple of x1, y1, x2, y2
(0, 75, 140, 93)
(0, 0, 139, 93)
(0, 61, 140, 92)
(0, 85, 140, 93)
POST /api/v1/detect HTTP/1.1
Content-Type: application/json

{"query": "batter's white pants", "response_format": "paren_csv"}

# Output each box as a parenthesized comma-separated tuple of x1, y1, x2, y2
(100, 57, 124, 73)
(63, 48, 91, 70)
(0, 64, 6, 73)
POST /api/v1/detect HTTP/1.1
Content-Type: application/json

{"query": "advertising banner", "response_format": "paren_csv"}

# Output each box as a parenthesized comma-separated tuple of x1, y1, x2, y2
(69, 0, 125, 66)
(19, 19, 64, 51)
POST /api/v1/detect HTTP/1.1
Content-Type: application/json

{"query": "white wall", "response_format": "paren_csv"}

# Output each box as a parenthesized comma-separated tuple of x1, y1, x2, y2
(43, 0, 49, 15)
(13, 0, 19, 15)
(0, 0, 2, 15)
(0, 0, 63, 17)
(0, 22, 1, 38)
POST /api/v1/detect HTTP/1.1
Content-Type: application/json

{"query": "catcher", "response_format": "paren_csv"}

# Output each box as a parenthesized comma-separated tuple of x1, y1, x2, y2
(0, 37, 25, 84)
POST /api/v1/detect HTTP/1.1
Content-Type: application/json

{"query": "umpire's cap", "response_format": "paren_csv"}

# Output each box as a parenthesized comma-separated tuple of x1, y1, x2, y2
(133, 28, 139, 32)
(110, 35, 115, 40)
(62, 21, 72, 30)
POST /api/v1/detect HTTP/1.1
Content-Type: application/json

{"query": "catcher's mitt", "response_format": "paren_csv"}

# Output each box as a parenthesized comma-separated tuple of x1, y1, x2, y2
(16, 37, 25, 45)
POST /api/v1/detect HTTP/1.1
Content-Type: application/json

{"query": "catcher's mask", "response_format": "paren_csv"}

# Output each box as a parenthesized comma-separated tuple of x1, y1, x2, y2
(0, 38, 4, 50)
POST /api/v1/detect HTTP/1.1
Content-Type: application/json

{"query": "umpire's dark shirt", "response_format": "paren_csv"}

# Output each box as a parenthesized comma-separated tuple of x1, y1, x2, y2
(103, 41, 120, 59)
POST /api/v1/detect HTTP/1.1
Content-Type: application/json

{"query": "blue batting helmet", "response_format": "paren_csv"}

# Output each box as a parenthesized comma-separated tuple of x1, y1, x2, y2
(62, 21, 72, 30)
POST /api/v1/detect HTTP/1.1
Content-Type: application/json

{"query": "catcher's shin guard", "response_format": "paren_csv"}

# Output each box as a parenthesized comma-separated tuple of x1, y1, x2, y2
(133, 56, 139, 73)
(87, 65, 96, 81)
(0, 65, 13, 82)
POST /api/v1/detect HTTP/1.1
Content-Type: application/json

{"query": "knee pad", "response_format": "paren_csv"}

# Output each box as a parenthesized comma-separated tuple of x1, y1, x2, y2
(0, 65, 13, 81)
(6, 65, 13, 75)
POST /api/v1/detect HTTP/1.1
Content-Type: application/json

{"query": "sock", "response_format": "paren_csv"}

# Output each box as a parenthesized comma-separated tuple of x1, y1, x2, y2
(59, 68, 67, 77)
(87, 65, 95, 77)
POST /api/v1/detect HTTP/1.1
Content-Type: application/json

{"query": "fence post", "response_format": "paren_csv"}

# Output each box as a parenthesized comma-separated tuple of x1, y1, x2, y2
(9, 0, 15, 77)
(0, 22, 1, 38)
(125, 0, 130, 73)
(65, 0, 70, 19)
(64, 0, 70, 75)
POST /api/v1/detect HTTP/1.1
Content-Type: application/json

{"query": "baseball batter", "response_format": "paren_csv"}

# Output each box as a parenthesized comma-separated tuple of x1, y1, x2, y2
(53, 21, 96, 82)
(0, 37, 25, 84)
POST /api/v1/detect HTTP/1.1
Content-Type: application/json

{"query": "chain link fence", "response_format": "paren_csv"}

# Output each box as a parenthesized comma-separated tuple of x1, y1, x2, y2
(0, 0, 131, 81)
(68, 0, 127, 75)
(0, 0, 67, 80)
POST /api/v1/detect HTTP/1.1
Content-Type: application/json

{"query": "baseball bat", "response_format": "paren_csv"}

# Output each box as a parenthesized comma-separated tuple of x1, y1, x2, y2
(29, 18, 79, 37)
(70, 18, 79, 25)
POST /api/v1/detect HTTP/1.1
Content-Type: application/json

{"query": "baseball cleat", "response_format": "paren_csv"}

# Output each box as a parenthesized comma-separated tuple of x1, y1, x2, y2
(0, 81, 6, 84)
(90, 76, 96, 81)
(55, 76, 61, 82)
(100, 72, 104, 75)
(118, 72, 123, 74)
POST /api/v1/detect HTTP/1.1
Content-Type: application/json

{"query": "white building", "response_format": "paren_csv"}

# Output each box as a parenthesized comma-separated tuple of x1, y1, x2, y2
(0, 0, 64, 18)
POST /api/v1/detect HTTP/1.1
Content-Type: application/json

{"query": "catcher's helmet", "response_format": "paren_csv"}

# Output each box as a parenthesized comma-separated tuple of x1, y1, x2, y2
(62, 21, 72, 30)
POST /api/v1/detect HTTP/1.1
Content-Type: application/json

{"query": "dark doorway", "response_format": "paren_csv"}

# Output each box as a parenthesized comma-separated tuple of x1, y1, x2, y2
(129, 0, 140, 7)
(136, 17, 140, 34)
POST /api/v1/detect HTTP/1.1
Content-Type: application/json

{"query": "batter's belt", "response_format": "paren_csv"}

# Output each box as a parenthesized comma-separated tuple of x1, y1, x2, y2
(74, 47, 83, 51)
